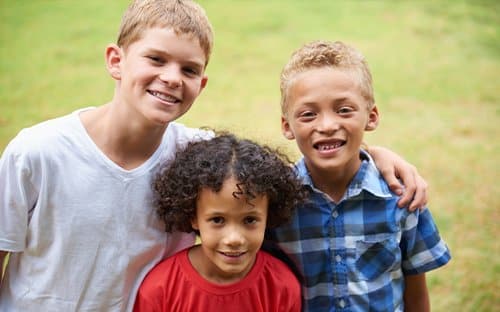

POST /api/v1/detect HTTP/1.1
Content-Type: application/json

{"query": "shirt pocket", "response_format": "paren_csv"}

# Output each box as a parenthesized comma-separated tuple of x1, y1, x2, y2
(354, 236, 400, 280)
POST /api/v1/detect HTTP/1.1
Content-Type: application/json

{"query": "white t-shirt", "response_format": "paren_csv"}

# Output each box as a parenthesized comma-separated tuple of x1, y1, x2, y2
(0, 108, 210, 311)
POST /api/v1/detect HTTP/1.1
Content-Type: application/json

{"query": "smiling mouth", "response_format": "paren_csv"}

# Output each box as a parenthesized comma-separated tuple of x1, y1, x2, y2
(148, 90, 181, 104)
(219, 251, 246, 258)
(314, 141, 345, 151)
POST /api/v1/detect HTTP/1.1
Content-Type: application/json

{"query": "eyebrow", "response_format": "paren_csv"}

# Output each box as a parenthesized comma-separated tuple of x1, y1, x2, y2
(302, 96, 353, 105)
(333, 97, 351, 104)
(144, 48, 205, 68)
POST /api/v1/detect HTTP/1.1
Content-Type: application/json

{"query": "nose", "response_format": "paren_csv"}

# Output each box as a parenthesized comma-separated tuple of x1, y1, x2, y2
(316, 112, 340, 135)
(158, 65, 182, 89)
(222, 226, 245, 247)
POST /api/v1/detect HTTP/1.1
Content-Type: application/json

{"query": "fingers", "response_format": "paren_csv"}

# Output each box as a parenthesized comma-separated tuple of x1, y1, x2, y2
(383, 167, 404, 197)
(396, 165, 429, 211)
(367, 145, 430, 211)
(407, 175, 428, 211)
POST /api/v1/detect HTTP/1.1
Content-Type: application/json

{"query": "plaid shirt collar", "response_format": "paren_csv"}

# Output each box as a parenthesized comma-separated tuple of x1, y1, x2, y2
(294, 149, 393, 201)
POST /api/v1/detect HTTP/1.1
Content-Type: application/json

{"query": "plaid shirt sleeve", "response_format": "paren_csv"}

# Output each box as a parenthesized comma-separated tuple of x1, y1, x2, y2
(400, 207, 451, 275)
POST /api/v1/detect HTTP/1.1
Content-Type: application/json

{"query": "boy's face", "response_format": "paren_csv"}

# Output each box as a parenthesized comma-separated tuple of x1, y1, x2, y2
(191, 176, 268, 283)
(281, 67, 378, 179)
(109, 27, 208, 126)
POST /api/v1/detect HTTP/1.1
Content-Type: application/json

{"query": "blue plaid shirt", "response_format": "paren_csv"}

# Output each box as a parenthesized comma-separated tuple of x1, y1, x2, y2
(270, 151, 451, 311)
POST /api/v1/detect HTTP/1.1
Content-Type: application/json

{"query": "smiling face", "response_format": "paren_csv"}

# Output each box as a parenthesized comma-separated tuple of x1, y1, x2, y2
(107, 26, 208, 127)
(190, 176, 268, 284)
(282, 67, 379, 184)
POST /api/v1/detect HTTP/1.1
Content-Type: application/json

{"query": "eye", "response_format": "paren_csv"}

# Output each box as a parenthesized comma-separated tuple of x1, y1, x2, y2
(337, 106, 354, 114)
(210, 216, 224, 225)
(183, 66, 200, 76)
(297, 110, 316, 120)
(146, 56, 163, 64)
(244, 216, 258, 225)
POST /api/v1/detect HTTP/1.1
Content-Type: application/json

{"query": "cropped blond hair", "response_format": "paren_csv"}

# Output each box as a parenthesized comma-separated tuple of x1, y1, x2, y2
(117, 0, 214, 66)
(280, 40, 374, 115)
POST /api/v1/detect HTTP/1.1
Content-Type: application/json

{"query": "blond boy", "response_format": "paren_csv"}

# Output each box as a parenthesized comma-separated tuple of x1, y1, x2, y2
(0, 1, 212, 310)
(0, 1, 429, 311)
(272, 40, 451, 311)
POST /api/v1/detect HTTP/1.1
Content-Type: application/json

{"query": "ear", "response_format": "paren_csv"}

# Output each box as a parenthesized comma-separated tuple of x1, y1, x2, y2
(191, 217, 199, 231)
(200, 75, 208, 90)
(365, 105, 379, 131)
(281, 116, 295, 140)
(105, 44, 123, 81)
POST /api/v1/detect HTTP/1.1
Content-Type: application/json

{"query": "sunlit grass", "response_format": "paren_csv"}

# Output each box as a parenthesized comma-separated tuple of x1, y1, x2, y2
(1, 0, 499, 310)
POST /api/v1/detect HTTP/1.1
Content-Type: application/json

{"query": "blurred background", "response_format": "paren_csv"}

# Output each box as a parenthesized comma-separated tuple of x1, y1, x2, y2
(1, 1, 498, 310)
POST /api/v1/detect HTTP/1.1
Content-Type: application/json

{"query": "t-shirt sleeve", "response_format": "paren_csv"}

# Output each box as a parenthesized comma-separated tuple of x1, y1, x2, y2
(0, 132, 38, 252)
(133, 285, 161, 312)
(264, 251, 303, 312)
(132, 264, 166, 312)
(400, 207, 451, 275)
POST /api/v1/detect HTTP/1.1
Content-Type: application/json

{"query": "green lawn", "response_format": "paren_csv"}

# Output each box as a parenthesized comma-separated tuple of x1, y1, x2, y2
(1, 1, 499, 310)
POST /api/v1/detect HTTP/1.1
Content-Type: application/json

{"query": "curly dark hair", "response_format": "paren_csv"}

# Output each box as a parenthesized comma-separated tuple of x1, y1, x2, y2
(154, 132, 307, 233)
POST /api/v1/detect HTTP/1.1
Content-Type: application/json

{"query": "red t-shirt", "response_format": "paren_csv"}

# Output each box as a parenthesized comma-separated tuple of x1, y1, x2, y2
(133, 248, 301, 312)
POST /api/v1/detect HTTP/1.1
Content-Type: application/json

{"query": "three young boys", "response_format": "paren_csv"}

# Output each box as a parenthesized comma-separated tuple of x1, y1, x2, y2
(270, 40, 451, 311)
(0, 0, 435, 311)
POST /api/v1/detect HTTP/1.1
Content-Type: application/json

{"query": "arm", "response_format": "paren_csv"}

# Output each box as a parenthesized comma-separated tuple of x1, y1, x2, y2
(403, 273, 430, 312)
(367, 146, 428, 211)
(1, 250, 8, 287)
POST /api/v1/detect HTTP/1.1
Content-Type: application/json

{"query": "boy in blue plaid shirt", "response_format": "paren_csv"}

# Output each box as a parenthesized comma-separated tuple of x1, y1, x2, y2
(270, 40, 451, 311)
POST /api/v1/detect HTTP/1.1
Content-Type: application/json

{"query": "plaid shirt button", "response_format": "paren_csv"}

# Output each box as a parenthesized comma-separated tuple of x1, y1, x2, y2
(339, 299, 346, 308)
(335, 255, 342, 262)
(332, 210, 339, 218)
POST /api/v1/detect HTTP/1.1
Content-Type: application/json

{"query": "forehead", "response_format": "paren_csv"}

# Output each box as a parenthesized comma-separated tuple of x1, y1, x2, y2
(196, 177, 268, 214)
(288, 67, 362, 102)
(128, 27, 207, 66)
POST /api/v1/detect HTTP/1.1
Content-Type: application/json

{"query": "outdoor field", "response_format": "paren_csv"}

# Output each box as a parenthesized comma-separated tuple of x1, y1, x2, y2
(1, 1, 498, 311)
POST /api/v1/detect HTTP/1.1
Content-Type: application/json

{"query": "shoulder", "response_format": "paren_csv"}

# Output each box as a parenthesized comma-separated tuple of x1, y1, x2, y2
(260, 251, 301, 287)
(259, 251, 302, 309)
(138, 250, 186, 293)
(1, 112, 78, 162)
(354, 151, 401, 204)
(134, 251, 187, 312)
(164, 122, 214, 145)
(158, 123, 214, 164)
(8, 111, 79, 148)
(145, 250, 185, 278)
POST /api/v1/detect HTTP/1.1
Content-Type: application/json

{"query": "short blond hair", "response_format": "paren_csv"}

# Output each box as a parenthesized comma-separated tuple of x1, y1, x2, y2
(117, 0, 214, 66)
(280, 40, 374, 115)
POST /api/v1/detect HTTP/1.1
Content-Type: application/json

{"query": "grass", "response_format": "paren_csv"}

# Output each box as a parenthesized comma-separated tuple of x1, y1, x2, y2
(1, 0, 499, 310)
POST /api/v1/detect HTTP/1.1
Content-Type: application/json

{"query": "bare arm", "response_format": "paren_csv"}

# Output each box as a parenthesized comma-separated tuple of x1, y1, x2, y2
(1, 250, 8, 287)
(404, 274, 430, 312)
(367, 146, 428, 211)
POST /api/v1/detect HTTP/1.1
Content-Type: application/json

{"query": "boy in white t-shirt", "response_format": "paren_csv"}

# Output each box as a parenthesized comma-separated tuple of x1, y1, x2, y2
(0, 1, 428, 311)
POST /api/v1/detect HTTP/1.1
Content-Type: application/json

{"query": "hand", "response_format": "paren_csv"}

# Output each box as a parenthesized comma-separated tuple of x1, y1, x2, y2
(368, 146, 428, 211)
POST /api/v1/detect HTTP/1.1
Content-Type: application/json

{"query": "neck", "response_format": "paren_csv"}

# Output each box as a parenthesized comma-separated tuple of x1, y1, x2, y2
(79, 103, 167, 170)
(188, 245, 254, 285)
(306, 157, 361, 203)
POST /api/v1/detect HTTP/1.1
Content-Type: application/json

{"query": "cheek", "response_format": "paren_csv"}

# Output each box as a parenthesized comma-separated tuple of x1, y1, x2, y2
(189, 80, 205, 96)
(252, 225, 267, 246)
(198, 227, 218, 245)
(293, 126, 312, 141)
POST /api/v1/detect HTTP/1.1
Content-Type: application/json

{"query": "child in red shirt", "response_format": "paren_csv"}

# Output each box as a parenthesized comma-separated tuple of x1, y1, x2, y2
(133, 132, 306, 312)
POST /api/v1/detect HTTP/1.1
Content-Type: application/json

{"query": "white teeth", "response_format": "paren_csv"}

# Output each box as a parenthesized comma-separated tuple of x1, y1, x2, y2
(318, 142, 343, 150)
(150, 91, 179, 102)
(221, 252, 244, 257)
